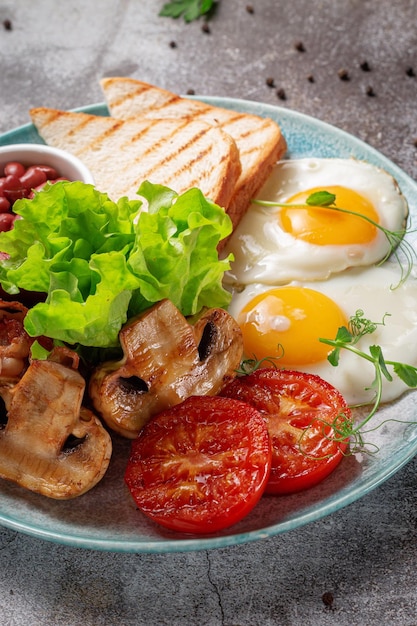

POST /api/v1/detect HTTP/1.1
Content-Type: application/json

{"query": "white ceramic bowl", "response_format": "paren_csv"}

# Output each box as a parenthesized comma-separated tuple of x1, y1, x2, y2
(0, 143, 94, 184)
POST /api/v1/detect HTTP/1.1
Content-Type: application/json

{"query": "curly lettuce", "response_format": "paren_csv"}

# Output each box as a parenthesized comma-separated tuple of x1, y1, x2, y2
(0, 180, 233, 347)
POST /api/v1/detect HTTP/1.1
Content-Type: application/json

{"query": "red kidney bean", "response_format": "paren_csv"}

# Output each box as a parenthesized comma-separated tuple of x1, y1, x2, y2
(4, 187, 30, 203)
(3, 174, 21, 190)
(0, 197, 10, 213)
(0, 213, 16, 232)
(35, 164, 59, 179)
(4, 161, 26, 178)
(19, 166, 47, 189)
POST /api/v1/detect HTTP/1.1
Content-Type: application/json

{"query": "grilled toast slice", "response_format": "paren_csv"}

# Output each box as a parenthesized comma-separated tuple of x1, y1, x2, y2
(100, 77, 287, 230)
(29, 107, 241, 207)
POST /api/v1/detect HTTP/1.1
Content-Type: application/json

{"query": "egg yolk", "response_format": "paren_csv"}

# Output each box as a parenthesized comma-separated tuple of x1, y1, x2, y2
(281, 185, 379, 245)
(238, 286, 348, 366)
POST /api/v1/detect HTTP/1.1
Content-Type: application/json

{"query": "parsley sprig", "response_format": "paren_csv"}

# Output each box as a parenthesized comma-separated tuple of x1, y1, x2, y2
(254, 190, 415, 287)
(159, 0, 216, 22)
(320, 309, 417, 444)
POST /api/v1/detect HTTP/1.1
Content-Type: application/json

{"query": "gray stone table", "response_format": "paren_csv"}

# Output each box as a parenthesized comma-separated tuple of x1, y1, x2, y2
(1, 1, 417, 624)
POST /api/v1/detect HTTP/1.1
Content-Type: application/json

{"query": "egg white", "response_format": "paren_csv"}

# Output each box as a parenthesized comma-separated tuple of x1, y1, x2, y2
(224, 158, 409, 286)
(228, 263, 417, 405)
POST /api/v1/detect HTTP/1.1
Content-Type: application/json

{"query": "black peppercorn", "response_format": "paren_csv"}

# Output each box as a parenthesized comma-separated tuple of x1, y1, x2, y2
(338, 68, 350, 81)
(276, 88, 287, 100)
(322, 591, 334, 608)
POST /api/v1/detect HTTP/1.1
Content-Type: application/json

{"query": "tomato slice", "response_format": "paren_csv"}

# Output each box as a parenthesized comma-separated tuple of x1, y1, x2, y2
(220, 368, 351, 495)
(124, 395, 272, 534)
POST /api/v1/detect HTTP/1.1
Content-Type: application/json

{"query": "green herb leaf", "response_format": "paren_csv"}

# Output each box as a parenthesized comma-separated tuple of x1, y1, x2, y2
(334, 325, 353, 343)
(327, 347, 341, 367)
(369, 344, 393, 382)
(159, 0, 215, 22)
(393, 362, 417, 387)
(306, 190, 336, 207)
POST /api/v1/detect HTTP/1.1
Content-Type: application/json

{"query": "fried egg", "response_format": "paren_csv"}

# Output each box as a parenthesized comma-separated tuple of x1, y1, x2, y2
(224, 158, 409, 286)
(228, 263, 417, 405)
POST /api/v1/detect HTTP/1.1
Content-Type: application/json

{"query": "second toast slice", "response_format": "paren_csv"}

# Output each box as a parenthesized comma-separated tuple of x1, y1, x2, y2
(100, 78, 287, 231)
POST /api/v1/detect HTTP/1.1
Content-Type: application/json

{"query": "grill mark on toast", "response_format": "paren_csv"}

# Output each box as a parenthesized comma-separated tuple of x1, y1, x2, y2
(113, 83, 179, 113)
(221, 115, 276, 144)
(34, 109, 128, 154)
(33, 109, 95, 140)
(182, 107, 244, 128)
(66, 116, 101, 137)
(32, 108, 61, 126)
(78, 119, 126, 152)
(214, 111, 246, 126)
(182, 102, 214, 116)
(123, 117, 191, 154)
(160, 139, 227, 190)
(168, 108, 280, 162)
(131, 124, 214, 189)
(237, 142, 267, 162)
(118, 121, 162, 149)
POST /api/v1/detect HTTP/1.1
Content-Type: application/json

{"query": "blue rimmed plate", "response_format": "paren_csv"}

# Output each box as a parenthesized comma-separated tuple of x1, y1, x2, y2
(0, 97, 417, 553)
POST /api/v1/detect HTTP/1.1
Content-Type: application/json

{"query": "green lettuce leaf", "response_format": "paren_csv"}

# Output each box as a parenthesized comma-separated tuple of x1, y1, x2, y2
(0, 180, 233, 348)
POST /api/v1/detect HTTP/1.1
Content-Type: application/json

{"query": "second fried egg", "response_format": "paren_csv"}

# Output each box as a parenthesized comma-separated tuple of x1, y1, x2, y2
(228, 264, 417, 405)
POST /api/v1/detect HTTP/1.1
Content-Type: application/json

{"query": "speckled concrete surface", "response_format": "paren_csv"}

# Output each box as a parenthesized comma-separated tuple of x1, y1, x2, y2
(1, 1, 417, 624)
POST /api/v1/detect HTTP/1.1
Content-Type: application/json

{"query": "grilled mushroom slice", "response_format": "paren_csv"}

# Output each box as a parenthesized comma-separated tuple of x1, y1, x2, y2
(89, 299, 243, 438)
(0, 358, 112, 499)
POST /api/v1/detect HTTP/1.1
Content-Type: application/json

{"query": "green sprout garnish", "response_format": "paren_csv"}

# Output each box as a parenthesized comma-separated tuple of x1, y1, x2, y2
(236, 353, 282, 375)
(235, 310, 417, 455)
(320, 309, 417, 442)
(254, 190, 415, 287)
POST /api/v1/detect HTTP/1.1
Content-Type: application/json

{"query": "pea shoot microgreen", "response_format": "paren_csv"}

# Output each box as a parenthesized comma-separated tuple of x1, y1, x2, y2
(159, 0, 216, 22)
(320, 309, 417, 449)
(235, 309, 417, 455)
(254, 191, 415, 287)
(236, 354, 281, 375)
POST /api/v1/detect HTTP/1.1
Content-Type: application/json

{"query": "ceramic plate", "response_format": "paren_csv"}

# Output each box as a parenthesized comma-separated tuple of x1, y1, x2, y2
(1, 97, 417, 553)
